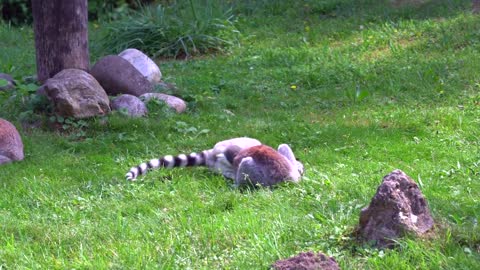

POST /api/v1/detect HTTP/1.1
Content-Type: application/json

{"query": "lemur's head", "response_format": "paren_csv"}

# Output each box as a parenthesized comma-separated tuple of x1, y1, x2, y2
(295, 159, 304, 176)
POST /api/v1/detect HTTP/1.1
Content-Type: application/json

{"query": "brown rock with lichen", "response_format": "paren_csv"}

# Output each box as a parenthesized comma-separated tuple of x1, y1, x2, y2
(357, 169, 434, 248)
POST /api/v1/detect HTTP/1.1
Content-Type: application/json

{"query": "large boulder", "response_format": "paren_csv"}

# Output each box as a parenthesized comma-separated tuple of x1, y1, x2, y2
(90, 55, 153, 96)
(0, 73, 15, 91)
(111, 94, 148, 117)
(44, 69, 111, 118)
(140, 93, 187, 113)
(0, 118, 24, 165)
(272, 252, 340, 270)
(357, 169, 434, 248)
(119, 48, 162, 84)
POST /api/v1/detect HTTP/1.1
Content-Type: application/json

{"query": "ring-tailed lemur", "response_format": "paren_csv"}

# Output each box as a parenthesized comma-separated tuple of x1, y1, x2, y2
(125, 137, 262, 181)
(224, 144, 304, 187)
(125, 137, 304, 187)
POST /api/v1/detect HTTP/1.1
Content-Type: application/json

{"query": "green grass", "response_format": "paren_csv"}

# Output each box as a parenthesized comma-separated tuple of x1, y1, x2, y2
(1, 0, 479, 268)
(97, 1, 239, 58)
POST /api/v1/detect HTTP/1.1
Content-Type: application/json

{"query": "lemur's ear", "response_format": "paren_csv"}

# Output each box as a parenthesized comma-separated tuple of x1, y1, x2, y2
(224, 145, 242, 164)
(277, 144, 296, 163)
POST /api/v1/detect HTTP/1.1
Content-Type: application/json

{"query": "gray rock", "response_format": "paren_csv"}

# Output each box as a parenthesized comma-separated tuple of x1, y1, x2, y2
(0, 73, 15, 91)
(358, 169, 434, 248)
(90, 55, 153, 96)
(140, 93, 187, 113)
(272, 252, 340, 270)
(0, 118, 24, 165)
(44, 68, 111, 118)
(111, 94, 148, 117)
(119, 48, 162, 84)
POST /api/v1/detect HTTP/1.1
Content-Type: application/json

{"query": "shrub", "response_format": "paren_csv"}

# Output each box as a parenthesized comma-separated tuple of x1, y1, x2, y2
(0, 0, 159, 25)
(98, 0, 240, 58)
(0, 0, 31, 25)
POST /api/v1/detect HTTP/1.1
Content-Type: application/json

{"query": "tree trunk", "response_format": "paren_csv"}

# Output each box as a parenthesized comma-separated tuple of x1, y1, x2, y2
(31, 0, 89, 83)
(474, 0, 480, 14)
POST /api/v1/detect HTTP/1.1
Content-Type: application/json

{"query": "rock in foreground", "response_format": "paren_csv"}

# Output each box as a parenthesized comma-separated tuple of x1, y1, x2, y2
(358, 169, 434, 248)
(272, 252, 340, 270)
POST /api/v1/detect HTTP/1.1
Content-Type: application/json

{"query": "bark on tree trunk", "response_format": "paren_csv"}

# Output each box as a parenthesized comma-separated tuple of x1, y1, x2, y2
(473, 0, 480, 14)
(31, 0, 89, 83)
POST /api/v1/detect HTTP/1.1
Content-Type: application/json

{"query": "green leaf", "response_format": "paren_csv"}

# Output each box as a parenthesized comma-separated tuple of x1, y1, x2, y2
(0, 78, 8, 87)
(25, 83, 38, 93)
(355, 86, 369, 102)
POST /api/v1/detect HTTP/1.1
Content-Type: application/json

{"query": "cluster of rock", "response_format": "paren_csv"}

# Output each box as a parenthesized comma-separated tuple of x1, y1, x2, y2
(0, 48, 186, 167)
(272, 169, 434, 269)
(40, 48, 186, 118)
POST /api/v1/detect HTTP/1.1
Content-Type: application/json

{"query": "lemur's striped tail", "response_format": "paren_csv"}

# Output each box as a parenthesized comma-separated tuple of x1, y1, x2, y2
(126, 150, 213, 181)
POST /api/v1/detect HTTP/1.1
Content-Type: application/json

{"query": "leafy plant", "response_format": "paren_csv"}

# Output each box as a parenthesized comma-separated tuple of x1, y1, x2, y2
(0, 78, 9, 88)
(0, 79, 52, 122)
(0, 0, 32, 25)
(173, 120, 210, 138)
(49, 115, 89, 140)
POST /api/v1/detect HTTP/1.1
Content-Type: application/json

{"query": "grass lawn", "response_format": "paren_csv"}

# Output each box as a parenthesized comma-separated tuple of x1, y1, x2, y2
(0, 0, 479, 269)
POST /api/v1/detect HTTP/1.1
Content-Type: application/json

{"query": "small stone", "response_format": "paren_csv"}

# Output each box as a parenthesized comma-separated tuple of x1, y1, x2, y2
(44, 68, 111, 118)
(272, 251, 340, 270)
(0, 118, 24, 165)
(0, 73, 15, 91)
(119, 48, 162, 84)
(357, 169, 434, 248)
(90, 55, 153, 96)
(140, 93, 187, 113)
(111, 94, 148, 117)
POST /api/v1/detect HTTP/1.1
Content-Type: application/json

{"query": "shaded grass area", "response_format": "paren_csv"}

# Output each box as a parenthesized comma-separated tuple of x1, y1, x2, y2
(1, 0, 479, 269)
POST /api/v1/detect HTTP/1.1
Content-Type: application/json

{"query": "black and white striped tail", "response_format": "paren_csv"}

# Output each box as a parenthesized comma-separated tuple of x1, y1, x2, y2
(125, 151, 209, 181)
